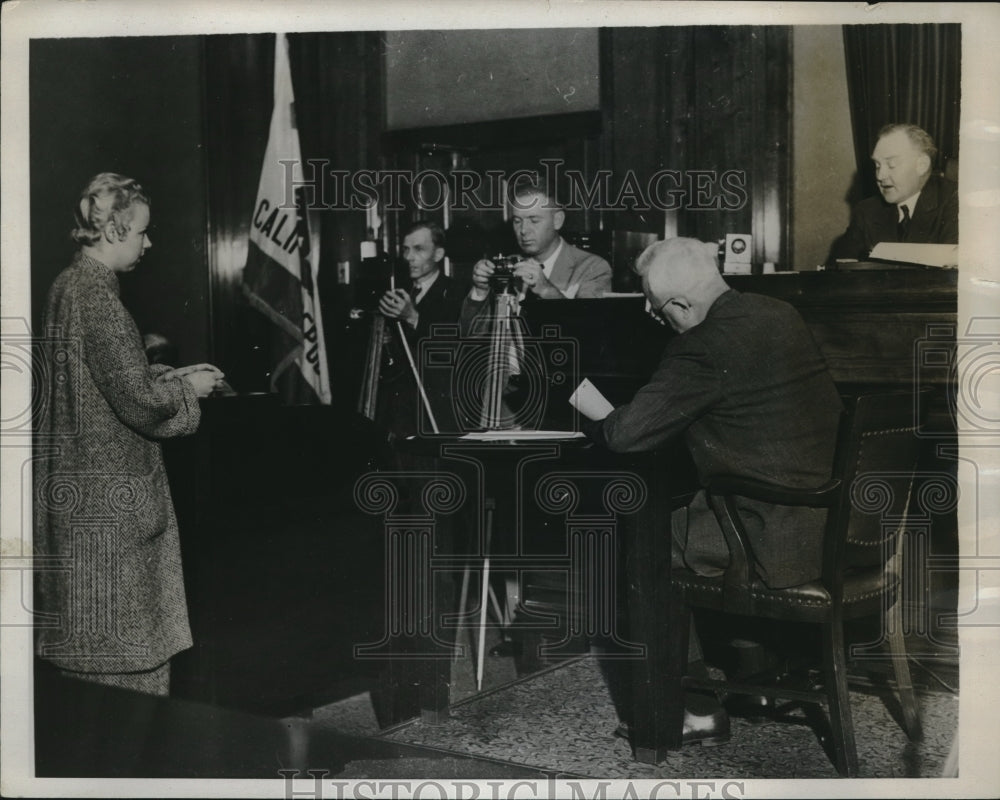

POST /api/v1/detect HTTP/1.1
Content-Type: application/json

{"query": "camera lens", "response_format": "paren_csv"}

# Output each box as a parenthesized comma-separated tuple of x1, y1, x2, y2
(488, 256, 523, 294)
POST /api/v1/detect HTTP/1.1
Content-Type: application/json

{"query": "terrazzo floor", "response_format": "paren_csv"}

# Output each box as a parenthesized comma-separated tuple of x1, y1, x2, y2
(311, 645, 959, 780)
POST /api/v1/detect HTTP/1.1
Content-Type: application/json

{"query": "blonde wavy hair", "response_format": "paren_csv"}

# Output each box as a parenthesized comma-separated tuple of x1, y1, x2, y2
(71, 172, 151, 246)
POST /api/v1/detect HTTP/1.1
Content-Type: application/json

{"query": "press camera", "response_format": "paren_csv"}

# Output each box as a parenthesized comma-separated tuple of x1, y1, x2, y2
(487, 254, 524, 295)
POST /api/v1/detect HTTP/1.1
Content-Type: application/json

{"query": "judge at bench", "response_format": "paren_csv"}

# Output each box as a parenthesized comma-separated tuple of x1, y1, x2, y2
(830, 123, 958, 262)
(581, 237, 843, 741)
(462, 181, 612, 321)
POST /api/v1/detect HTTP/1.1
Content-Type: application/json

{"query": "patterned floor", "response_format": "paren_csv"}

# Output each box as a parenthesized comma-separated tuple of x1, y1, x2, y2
(312, 653, 958, 780)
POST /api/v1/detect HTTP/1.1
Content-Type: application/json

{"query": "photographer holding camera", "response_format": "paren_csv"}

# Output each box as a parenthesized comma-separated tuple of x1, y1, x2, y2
(461, 181, 612, 325)
(376, 219, 464, 438)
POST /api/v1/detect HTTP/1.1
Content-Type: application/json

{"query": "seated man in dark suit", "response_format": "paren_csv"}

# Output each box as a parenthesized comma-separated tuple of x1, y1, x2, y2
(377, 220, 464, 437)
(581, 237, 843, 743)
(831, 123, 958, 262)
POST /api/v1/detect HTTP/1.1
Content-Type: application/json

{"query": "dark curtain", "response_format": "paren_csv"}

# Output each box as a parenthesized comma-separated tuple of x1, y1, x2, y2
(843, 24, 961, 197)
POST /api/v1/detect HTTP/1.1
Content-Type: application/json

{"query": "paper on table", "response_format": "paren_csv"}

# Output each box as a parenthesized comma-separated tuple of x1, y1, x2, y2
(569, 378, 615, 421)
(459, 430, 586, 441)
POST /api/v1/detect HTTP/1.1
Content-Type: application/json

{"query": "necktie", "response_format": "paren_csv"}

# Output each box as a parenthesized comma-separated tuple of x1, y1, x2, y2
(897, 204, 911, 241)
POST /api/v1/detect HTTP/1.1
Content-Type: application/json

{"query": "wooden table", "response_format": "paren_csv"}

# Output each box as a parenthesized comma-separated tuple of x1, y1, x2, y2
(395, 433, 697, 762)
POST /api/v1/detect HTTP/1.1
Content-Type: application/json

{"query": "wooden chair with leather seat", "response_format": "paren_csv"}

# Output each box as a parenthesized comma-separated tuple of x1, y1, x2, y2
(668, 391, 928, 777)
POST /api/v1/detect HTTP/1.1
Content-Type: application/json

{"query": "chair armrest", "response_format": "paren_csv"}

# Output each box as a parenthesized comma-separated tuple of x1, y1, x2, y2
(706, 476, 842, 507)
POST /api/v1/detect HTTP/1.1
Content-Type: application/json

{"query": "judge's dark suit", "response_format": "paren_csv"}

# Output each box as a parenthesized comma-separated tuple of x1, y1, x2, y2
(588, 290, 843, 589)
(377, 272, 464, 438)
(831, 173, 958, 261)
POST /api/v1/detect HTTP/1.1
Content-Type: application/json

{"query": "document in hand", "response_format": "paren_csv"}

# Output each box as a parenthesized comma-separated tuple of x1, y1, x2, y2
(569, 378, 615, 421)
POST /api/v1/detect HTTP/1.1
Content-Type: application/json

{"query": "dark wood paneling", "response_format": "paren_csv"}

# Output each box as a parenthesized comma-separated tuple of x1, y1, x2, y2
(291, 32, 385, 266)
(383, 29, 600, 130)
(290, 33, 385, 404)
(602, 27, 678, 235)
(167, 397, 394, 715)
(30, 37, 210, 363)
(380, 115, 604, 287)
(517, 268, 957, 412)
(726, 269, 957, 388)
(726, 270, 957, 391)
(203, 34, 274, 391)
(383, 111, 602, 152)
(602, 27, 791, 268)
(725, 268, 958, 310)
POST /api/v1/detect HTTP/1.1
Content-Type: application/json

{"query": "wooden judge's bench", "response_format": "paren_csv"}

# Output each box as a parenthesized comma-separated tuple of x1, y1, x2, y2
(520, 267, 959, 406)
(164, 267, 957, 724)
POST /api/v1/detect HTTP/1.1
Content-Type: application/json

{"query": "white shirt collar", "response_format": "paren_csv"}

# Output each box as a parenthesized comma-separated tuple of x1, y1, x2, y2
(538, 238, 565, 279)
(898, 190, 921, 221)
(412, 268, 440, 302)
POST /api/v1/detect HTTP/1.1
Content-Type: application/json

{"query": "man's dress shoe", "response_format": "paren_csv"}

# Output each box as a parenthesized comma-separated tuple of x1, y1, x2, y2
(488, 638, 521, 658)
(614, 709, 731, 747)
(724, 693, 775, 722)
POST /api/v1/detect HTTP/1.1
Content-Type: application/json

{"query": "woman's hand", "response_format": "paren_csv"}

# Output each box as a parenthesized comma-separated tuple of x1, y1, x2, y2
(160, 363, 226, 397)
(183, 369, 226, 397)
(158, 363, 223, 381)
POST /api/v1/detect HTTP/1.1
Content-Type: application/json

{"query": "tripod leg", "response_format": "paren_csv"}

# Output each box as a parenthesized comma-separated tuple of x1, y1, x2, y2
(476, 557, 491, 691)
(455, 565, 471, 663)
(476, 504, 496, 692)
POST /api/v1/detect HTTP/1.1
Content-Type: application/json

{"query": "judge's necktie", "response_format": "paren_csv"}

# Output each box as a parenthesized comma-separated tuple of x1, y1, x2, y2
(897, 203, 911, 241)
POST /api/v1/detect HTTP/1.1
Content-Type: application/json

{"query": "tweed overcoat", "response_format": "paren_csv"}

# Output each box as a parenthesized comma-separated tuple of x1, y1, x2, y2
(35, 252, 201, 672)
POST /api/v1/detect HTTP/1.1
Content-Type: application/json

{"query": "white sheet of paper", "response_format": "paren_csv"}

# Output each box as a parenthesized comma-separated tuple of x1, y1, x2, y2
(569, 378, 615, 421)
(869, 242, 958, 268)
(458, 430, 586, 441)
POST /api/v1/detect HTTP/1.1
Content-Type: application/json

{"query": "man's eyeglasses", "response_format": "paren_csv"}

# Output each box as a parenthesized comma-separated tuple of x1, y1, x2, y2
(645, 296, 684, 324)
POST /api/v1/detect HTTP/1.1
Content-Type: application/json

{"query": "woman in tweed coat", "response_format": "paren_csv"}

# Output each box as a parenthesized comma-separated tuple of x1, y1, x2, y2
(35, 173, 223, 695)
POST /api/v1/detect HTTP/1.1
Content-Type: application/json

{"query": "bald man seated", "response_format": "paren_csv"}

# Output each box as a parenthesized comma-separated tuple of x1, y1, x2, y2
(830, 123, 958, 263)
(582, 237, 843, 743)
